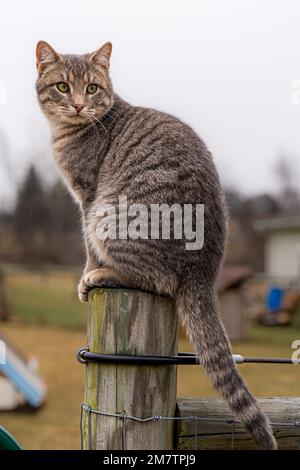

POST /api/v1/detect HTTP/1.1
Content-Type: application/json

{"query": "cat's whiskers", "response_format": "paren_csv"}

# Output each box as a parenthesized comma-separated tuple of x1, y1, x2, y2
(88, 113, 109, 142)
(104, 111, 117, 126)
(104, 106, 118, 120)
(86, 114, 97, 131)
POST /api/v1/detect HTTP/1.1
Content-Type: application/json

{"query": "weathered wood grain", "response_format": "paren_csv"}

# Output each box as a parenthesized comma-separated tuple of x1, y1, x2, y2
(176, 397, 300, 450)
(82, 287, 178, 450)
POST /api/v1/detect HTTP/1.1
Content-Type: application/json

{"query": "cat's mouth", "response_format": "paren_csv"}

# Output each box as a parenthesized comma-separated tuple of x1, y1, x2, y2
(70, 109, 88, 118)
(56, 107, 103, 126)
(73, 112, 86, 119)
(62, 109, 90, 124)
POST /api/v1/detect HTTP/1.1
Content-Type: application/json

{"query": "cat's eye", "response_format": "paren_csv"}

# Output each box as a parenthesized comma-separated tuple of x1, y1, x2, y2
(56, 82, 70, 93)
(86, 84, 98, 95)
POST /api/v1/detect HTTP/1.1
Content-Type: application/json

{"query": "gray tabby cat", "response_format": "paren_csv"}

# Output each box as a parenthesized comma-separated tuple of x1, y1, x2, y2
(35, 41, 276, 449)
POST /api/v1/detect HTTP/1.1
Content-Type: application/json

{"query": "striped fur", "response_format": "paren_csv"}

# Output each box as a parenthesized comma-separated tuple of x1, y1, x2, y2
(36, 41, 277, 449)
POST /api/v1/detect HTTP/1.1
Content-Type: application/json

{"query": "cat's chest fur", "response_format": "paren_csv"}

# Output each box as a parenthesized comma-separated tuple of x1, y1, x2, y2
(51, 124, 106, 205)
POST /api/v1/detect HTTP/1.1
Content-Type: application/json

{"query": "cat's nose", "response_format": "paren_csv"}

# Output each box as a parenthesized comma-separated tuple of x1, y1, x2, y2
(73, 104, 85, 114)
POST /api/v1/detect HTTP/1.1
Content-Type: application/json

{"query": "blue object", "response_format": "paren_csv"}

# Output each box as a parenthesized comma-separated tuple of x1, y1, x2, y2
(266, 287, 284, 314)
(0, 360, 44, 408)
(0, 332, 46, 409)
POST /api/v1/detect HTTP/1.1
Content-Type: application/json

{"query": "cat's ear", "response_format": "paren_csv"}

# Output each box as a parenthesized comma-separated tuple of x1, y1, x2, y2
(90, 42, 112, 70)
(36, 41, 60, 73)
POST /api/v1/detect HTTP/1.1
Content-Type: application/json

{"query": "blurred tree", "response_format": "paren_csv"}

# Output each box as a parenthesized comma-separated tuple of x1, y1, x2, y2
(238, 194, 280, 225)
(13, 165, 56, 264)
(0, 269, 10, 321)
(10, 166, 83, 266)
(274, 154, 300, 213)
(225, 188, 244, 217)
(225, 189, 280, 271)
(47, 181, 83, 265)
(49, 181, 80, 233)
(0, 130, 12, 320)
(14, 165, 47, 227)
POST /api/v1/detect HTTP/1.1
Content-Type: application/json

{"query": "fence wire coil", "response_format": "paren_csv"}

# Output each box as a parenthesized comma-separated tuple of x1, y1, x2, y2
(80, 403, 300, 451)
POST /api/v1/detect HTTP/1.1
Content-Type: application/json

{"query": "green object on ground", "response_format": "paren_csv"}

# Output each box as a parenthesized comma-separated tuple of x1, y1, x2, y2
(0, 426, 22, 450)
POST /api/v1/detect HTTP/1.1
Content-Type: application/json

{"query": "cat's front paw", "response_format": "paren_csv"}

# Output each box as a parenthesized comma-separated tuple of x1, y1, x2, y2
(78, 277, 90, 303)
(78, 267, 128, 302)
(85, 268, 124, 289)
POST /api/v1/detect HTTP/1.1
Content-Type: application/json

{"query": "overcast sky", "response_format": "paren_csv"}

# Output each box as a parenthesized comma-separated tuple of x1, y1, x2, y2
(1, 0, 300, 208)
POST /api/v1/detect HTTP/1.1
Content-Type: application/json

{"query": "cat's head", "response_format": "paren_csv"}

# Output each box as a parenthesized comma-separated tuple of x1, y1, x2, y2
(35, 41, 113, 126)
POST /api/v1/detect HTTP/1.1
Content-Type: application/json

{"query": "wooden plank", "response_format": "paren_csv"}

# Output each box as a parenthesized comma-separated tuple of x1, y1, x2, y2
(176, 397, 300, 450)
(82, 287, 178, 450)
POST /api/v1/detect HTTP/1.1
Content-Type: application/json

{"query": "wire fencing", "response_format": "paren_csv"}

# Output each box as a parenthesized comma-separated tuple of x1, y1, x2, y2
(80, 403, 300, 451)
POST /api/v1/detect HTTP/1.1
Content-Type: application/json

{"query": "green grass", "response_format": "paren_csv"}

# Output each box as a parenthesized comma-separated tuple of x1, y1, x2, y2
(249, 324, 299, 350)
(6, 268, 88, 328)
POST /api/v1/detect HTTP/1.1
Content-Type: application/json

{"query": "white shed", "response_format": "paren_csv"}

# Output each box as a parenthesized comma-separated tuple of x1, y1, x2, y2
(255, 216, 300, 280)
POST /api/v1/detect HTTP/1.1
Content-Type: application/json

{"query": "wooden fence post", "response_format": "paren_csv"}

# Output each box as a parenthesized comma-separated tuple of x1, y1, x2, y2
(82, 287, 178, 450)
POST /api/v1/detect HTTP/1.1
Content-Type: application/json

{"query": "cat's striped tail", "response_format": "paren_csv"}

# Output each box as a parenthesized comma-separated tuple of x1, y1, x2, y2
(175, 281, 277, 450)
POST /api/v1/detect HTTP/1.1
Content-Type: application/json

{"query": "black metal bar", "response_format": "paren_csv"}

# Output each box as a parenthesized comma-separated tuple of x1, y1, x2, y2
(77, 348, 300, 366)
(77, 348, 199, 365)
(242, 357, 297, 364)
